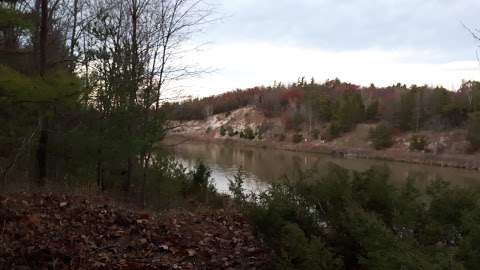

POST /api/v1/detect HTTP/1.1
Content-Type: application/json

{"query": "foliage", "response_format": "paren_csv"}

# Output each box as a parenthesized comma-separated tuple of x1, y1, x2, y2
(168, 79, 480, 144)
(326, 121, 342, 141)
(228, 169, 247, 203)
(219, 125, 226, 136)
(234, 164, 480, 270)
(0, 0, 214, 196)
(227, 126, 237, 137)
(335, 90, 365, 132)
(409, 134, 428, 151)
(365, 100, 379, 121)
(369, 123, 393, 150)
(276, 223, 343, 270)
(467, 112, 480, 152)
(256, 122, 273, 139)
(240, 127, 255, 140)
(184, 162, 217, 203)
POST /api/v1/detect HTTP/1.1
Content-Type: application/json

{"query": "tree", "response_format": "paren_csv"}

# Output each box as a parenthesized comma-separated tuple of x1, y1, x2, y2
(467, 112, 480, 152)
(0, 0, 81, 185)
(369, 123, 393, 150)
(396, 91, 415, 131)
(365, 100, 379, 121)
(335, 90, 365, 132)
(0, 0, 212, 190)
(83, 0, 212, 190)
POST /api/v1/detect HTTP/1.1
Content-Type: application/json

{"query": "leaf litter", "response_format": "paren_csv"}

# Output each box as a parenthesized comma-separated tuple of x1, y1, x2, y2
(0, 193, 270, 269)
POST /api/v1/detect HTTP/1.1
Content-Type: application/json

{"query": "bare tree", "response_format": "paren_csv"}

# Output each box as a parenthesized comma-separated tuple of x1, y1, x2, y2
(80, 0, 213, 191)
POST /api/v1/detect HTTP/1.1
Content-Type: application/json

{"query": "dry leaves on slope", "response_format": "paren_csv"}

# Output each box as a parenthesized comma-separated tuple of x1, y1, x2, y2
(0, 193, 270, 269)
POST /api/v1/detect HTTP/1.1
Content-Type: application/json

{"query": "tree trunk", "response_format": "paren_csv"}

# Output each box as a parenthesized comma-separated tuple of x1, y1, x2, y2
(39, 0, 48, 76)
(36, 0, 49, 185)
(36, 117, 48, 184)
(69, 0, 79, 72)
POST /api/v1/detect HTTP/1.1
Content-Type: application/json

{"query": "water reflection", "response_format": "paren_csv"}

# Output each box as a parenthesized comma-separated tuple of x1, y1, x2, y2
(169, 142, 480, 193)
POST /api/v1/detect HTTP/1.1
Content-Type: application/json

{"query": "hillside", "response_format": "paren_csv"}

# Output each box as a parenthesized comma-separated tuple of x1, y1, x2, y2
(169, 105, 480, 170)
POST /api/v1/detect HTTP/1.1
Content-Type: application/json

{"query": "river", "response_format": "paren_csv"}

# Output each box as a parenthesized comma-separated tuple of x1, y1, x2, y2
(168, 141, 480, 194)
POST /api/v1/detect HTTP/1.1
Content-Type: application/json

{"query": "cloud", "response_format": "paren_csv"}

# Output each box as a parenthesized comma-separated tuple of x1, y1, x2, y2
(173, 0, 480, 98)
(179, 42, 480, 97)
(206, 0, 480, 55)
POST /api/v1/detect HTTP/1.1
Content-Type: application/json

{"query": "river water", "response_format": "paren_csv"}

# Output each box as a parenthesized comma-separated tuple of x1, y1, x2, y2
(168, 142, 480, 194)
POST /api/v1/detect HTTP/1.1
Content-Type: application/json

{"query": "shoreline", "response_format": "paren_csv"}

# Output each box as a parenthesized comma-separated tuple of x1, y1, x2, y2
(164, 134, 480, 172)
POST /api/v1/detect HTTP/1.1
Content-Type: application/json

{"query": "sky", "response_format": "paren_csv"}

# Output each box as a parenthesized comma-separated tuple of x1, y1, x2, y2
(179, 0, 480, 98)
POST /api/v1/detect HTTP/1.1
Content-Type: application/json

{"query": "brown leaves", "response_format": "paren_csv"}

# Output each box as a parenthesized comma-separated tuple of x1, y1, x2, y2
(0, 193, 270, 269)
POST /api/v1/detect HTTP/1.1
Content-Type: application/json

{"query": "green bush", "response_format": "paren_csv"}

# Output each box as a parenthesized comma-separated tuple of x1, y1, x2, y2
(219, 126, 226, 136)
(184, 162, 218, 204)
(276, 223, 343, 270)
(326, 122, 342, 140)
(369, 123, 393, 150)
(409, 134, 428, 151)
(240, 126, 255, 140)
(234, 164, 480, 269)
(467, 112, 480, 152)
(292, 133, 303, 143)
(366, 100, 379, 121)
(228, 169, 246, 203)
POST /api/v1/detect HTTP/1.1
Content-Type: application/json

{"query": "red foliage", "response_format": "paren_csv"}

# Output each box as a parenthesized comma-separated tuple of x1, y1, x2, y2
(280, 88, 304, 104)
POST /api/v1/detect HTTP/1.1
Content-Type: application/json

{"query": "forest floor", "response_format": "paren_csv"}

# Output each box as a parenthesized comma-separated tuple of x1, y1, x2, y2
(0, 192, 270, 269)
(167, 107, 480, 171)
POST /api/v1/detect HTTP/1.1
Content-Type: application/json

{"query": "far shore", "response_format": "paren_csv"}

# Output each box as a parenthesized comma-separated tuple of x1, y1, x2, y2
(164, 134, 480, 172)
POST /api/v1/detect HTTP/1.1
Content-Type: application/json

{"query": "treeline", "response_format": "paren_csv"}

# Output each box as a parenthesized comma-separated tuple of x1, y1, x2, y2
(0, 0, 210, 192)
(166, 77, 480, 150)
(163, 88, 267, 121)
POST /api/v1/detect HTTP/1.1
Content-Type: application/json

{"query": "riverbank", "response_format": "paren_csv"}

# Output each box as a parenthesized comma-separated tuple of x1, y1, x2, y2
(164, 134, 480, 171)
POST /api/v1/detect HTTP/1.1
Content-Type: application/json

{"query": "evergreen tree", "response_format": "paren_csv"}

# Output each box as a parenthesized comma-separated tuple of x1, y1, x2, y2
(335, 90, 365, 132)
(467, 112, 480, 151)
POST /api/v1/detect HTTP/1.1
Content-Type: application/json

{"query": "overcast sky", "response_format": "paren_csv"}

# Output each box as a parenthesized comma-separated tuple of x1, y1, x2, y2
(180, 0, 480, 97)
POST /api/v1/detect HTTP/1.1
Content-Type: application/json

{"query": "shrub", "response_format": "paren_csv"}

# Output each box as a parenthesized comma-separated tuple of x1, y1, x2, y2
(277, 133, 286, 142)
(276, 223, 343, 270)
(184, 162, 217, 203)
(292, 133, 303, 143)
(467, 112, 480, 152)
(326, 122, 342, 140)
(312, 129, 320, 140)
(219, 126, 226, 136)
(234, 164, 480, 269)
(240, 127, 255, 140)
(206, 126, 212, 134)
(226, 126, 237, 137)
(369, 123, 393, 150)
(256, 122, 273, 139)
(228, 169, 246, 203)
(409, 134, 428, 151)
